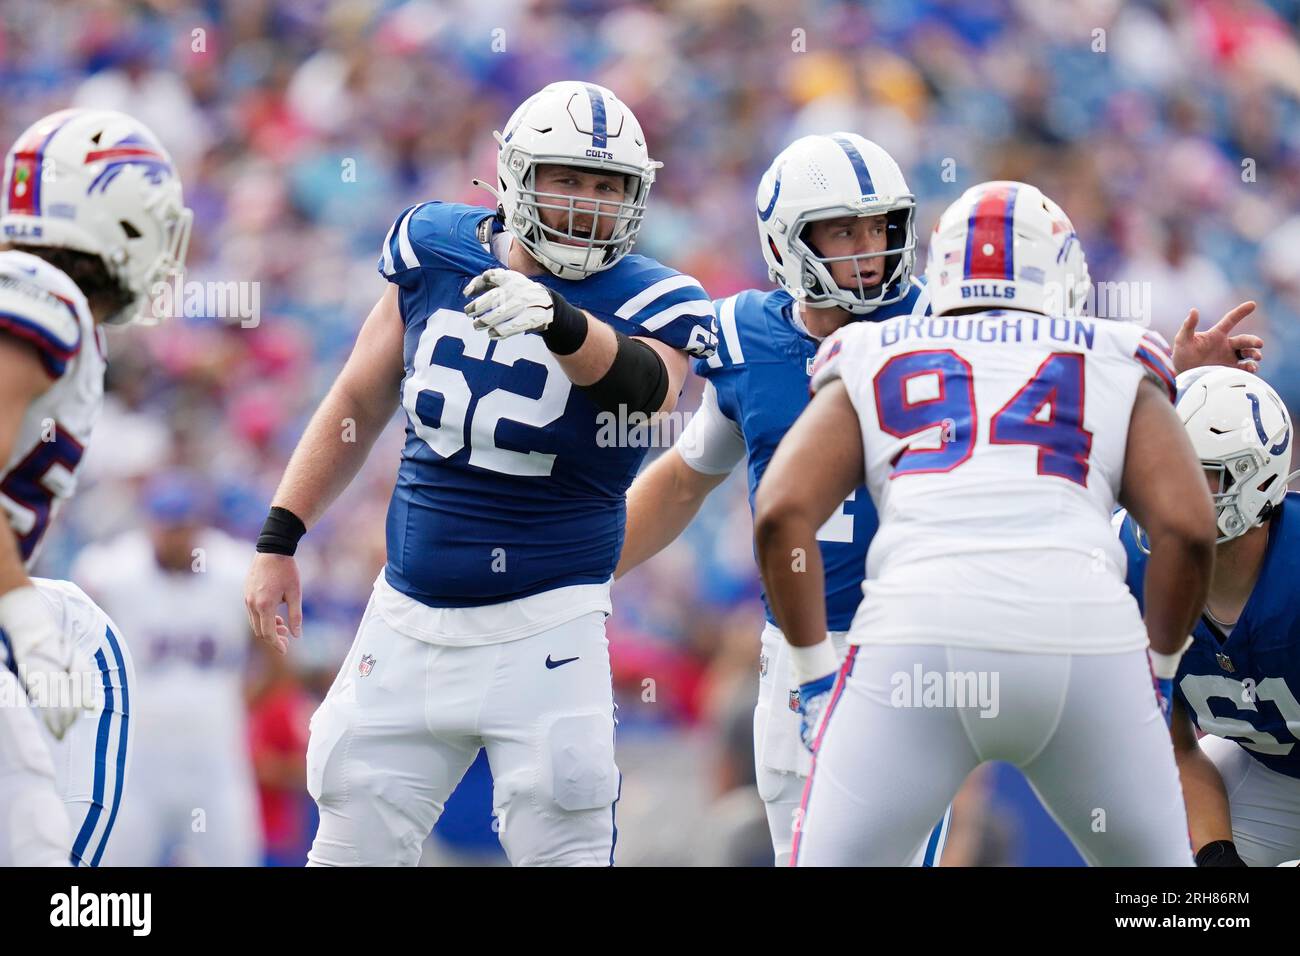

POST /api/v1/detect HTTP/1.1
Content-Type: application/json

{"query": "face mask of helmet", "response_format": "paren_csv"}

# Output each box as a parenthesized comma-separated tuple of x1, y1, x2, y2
(497, 147, 653, 280)
(792, 203, 915, 313)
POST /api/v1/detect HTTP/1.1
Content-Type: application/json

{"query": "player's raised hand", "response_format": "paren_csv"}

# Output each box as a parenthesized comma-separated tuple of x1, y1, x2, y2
(1172, 301, 1263, 374)
(463, 268, 555, 339)
(244, 552, 303, 655)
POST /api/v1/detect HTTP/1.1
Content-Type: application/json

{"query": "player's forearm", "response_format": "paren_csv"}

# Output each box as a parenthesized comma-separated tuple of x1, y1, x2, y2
(616, 450, 725, 578)
(546, 305, 685, 414)
(553, 310, 617, 384)
(270, 382, 393, 528)
(754, 507, 828, 648)
(1175, 744, 1235, 851)
(1142, 526, 1213, 656)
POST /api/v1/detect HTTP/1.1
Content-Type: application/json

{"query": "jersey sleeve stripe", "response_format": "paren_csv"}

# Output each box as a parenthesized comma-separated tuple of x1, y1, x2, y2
(614, 274, 698, 320)
(1134, 345, 1176, 400)
(1140, 331, 1173, 361)
(0, 311, 79, 376)
(910, 282, 931, 316)
(380, 212, 399, 276)
(717, 294, 745, 365)
(637, 299, 714, 332)
(395, 203, 426, 273)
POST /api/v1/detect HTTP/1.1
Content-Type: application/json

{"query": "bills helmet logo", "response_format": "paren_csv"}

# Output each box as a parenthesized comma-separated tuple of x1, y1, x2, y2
(84, 133, 173, 195)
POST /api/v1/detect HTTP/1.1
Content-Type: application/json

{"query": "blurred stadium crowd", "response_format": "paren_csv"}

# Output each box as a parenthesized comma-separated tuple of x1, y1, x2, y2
(3, 0, 1299, 865)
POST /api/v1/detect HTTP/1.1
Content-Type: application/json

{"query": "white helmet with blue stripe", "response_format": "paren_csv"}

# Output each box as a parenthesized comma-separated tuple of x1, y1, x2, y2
(487, 81, 660, 281)
(1174, 367, 1297, 542)
(755, 132, 916, 314)
(925, 180, 1090, 319)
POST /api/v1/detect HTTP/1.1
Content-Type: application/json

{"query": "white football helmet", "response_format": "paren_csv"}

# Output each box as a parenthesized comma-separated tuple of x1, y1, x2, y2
(1, 108, 191, 325)
(755, 133, 915, 314)
(1174, 367, 1297, 542)
(485, 81, 659, 280)
(926, 180, 1090, 319)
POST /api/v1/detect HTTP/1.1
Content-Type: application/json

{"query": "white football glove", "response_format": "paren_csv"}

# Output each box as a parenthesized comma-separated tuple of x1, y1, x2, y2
(463, 269, 555, 339)
(0, 586, 96, 740)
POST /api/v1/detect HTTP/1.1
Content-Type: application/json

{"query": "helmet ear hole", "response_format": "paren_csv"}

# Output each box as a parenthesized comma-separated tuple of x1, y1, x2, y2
(120, 220, 141, 240)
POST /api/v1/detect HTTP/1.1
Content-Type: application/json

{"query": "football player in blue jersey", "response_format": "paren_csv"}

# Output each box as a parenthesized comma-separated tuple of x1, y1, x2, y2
(243, 81, 717, 867)
(616, 133, 942, 866)
(615, 132, 1266, 867)
(1119, 367, 1300, 867)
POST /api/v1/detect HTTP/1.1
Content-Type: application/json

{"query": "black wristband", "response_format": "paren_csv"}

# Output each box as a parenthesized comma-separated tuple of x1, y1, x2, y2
(540, 290, 589, 355)
(1195, 840, 1247, 867)
(256, 506, 307, 556)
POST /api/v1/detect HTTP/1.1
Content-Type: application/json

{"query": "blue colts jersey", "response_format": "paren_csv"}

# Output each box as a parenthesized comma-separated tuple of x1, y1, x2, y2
(696, 283, 930, 631)
(1119, 493, 1300, 779)
(379, 201, 716, 607)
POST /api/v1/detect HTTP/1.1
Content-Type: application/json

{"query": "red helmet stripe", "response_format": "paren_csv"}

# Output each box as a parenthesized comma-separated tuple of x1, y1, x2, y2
(963, 184, 1019, 281)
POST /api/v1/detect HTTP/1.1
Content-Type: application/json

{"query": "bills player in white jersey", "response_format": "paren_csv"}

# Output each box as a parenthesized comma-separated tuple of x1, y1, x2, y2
(755, 181, 1220, 866)
(0, 108, 191, 865)
(73, 473, 261, 866)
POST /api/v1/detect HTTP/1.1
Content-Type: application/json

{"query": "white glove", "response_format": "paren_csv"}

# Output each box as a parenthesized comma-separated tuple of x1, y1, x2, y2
(0, 586, 96, 740)
(463, 269, 555, 339)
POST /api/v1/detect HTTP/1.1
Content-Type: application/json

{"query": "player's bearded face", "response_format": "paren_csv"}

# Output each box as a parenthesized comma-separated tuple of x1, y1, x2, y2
(804, 213, 890, 291)
(534, 164, 629, 245)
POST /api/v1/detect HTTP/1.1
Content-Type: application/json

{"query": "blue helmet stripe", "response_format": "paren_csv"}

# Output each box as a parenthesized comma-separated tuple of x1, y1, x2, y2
(1247, 392, 1291, 456)
(1001, 184, 1019, 280)
(757, 167, 782, 222)
(585, 85, 608, 149)
(832, 136, 876, 196)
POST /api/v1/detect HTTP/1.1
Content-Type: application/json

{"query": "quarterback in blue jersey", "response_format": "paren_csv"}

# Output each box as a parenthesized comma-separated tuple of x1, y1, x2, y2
(616, 133, 945, 866)
(244, 81, 716, 867)
(1119, 367, 1300, 867)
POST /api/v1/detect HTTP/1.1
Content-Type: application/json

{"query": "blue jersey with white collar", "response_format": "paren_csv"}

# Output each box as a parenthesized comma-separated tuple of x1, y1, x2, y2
(1119, 493, 1300, 779)
(379, 201, 717, 608)
(696, 282, 929, 631)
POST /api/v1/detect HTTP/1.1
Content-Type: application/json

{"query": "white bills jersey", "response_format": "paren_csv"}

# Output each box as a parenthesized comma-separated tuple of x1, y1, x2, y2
(810, 309, 1176, 655)
(72, 529, 261, 866)
(72, 528, 254, 751)
(0, 250, 105, 566)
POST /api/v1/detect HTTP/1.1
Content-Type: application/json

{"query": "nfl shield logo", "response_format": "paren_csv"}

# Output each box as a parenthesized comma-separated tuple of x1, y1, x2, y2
(759, 654, 769, 678)
(358, 654, 376, 677)
(1216, 652, 1235, 673)
(788, 689, 800, 712)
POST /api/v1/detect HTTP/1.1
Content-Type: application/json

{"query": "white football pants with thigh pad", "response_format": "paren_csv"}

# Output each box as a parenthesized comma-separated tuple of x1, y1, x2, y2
(793, 643, 1193, 866)
(307, 601, 619, 866)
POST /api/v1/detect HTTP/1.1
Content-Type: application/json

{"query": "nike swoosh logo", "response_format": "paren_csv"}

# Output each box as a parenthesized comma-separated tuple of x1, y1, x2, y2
(545, 655, 579, 669)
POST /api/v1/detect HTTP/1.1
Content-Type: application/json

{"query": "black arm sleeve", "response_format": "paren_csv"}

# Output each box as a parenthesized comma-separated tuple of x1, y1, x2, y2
(578, 330, 670, 415)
